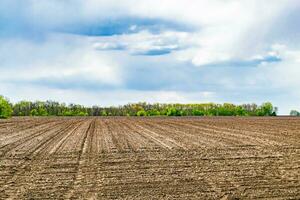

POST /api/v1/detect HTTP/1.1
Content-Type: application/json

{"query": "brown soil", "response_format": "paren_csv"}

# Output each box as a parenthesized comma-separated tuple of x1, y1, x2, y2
(0, 117, 299, 199)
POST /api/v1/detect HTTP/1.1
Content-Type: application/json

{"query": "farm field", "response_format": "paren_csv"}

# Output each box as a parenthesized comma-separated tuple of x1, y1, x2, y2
(0, 117, 299, 199)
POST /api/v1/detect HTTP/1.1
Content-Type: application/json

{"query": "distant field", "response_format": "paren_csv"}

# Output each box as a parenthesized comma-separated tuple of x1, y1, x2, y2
(0, 117, 299, 199)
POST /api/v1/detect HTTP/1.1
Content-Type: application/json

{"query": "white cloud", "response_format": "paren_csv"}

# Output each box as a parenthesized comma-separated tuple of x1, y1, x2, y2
(93, 30, 192, 55)
(260, 44, 300, 89)
(0, 35, 122, 86)
(2, 0, 297, 65)
(72, 0, 296, 66)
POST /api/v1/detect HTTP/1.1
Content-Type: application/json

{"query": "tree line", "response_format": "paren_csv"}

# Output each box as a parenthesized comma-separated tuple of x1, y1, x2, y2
(0, 95, 280, 119)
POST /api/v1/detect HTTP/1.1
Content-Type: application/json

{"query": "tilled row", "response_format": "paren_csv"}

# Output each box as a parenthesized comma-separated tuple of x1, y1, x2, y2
(1, 117, 300, 154)
(0, 147, 299, 199)
(0, 117, 299, 199)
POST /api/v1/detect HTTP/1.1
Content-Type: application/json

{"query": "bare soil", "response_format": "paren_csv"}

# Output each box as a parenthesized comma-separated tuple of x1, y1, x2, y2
(0, 117, 299, 199)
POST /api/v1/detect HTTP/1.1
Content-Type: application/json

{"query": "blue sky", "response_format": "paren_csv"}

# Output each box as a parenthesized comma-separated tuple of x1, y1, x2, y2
(0, 0, 300, 114)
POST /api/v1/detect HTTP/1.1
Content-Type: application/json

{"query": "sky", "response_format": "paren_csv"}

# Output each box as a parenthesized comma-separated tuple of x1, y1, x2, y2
(0, 0, 300, 114)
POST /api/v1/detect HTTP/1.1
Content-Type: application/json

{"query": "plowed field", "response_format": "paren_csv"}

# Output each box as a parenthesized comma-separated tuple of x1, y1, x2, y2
(0, 117, 299, 199)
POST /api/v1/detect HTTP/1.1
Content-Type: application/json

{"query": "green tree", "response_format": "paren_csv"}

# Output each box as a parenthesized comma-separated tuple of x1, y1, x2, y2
(259, 102, 276, 116)
(78, 111, 88, 116)
(146, 109, 160, 116)
(63, 111, 73, 116)
(236, 106, 247, 116)
(137, 110, 147, 116)
(192, 109, 204, 116)
(101, 110, 108, 116)
(166, 107, 182, 116)
(30, 109, 38, 116)
(37, 107, 48, 116)
(13, 101, 31, 116)
(290, 110, 300, 116)
(219, 103, 236, 116)
(0, 96, 13, 119)
(6, 98, 279, 117)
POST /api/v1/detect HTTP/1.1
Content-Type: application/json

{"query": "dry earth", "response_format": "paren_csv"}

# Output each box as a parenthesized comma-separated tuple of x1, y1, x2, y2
(0, 117, 299, 199)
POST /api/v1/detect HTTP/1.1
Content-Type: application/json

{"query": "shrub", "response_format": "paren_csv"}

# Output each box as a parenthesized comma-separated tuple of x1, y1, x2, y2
(30, 109, 38, 116)
(37, 107, 48, 116)
(78, 111, 88, 116)
(137, 110, 147, 116)
(0, 96, 13, 119)
(101, 110, 108, 116)
(290, 110, 300, 116)
(236, 106, 246, 116)
(63, 111, 73, 116)
(147, 109, 160, 116)
(166, 107, 182, 116)
(192, 109, 204, 116)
